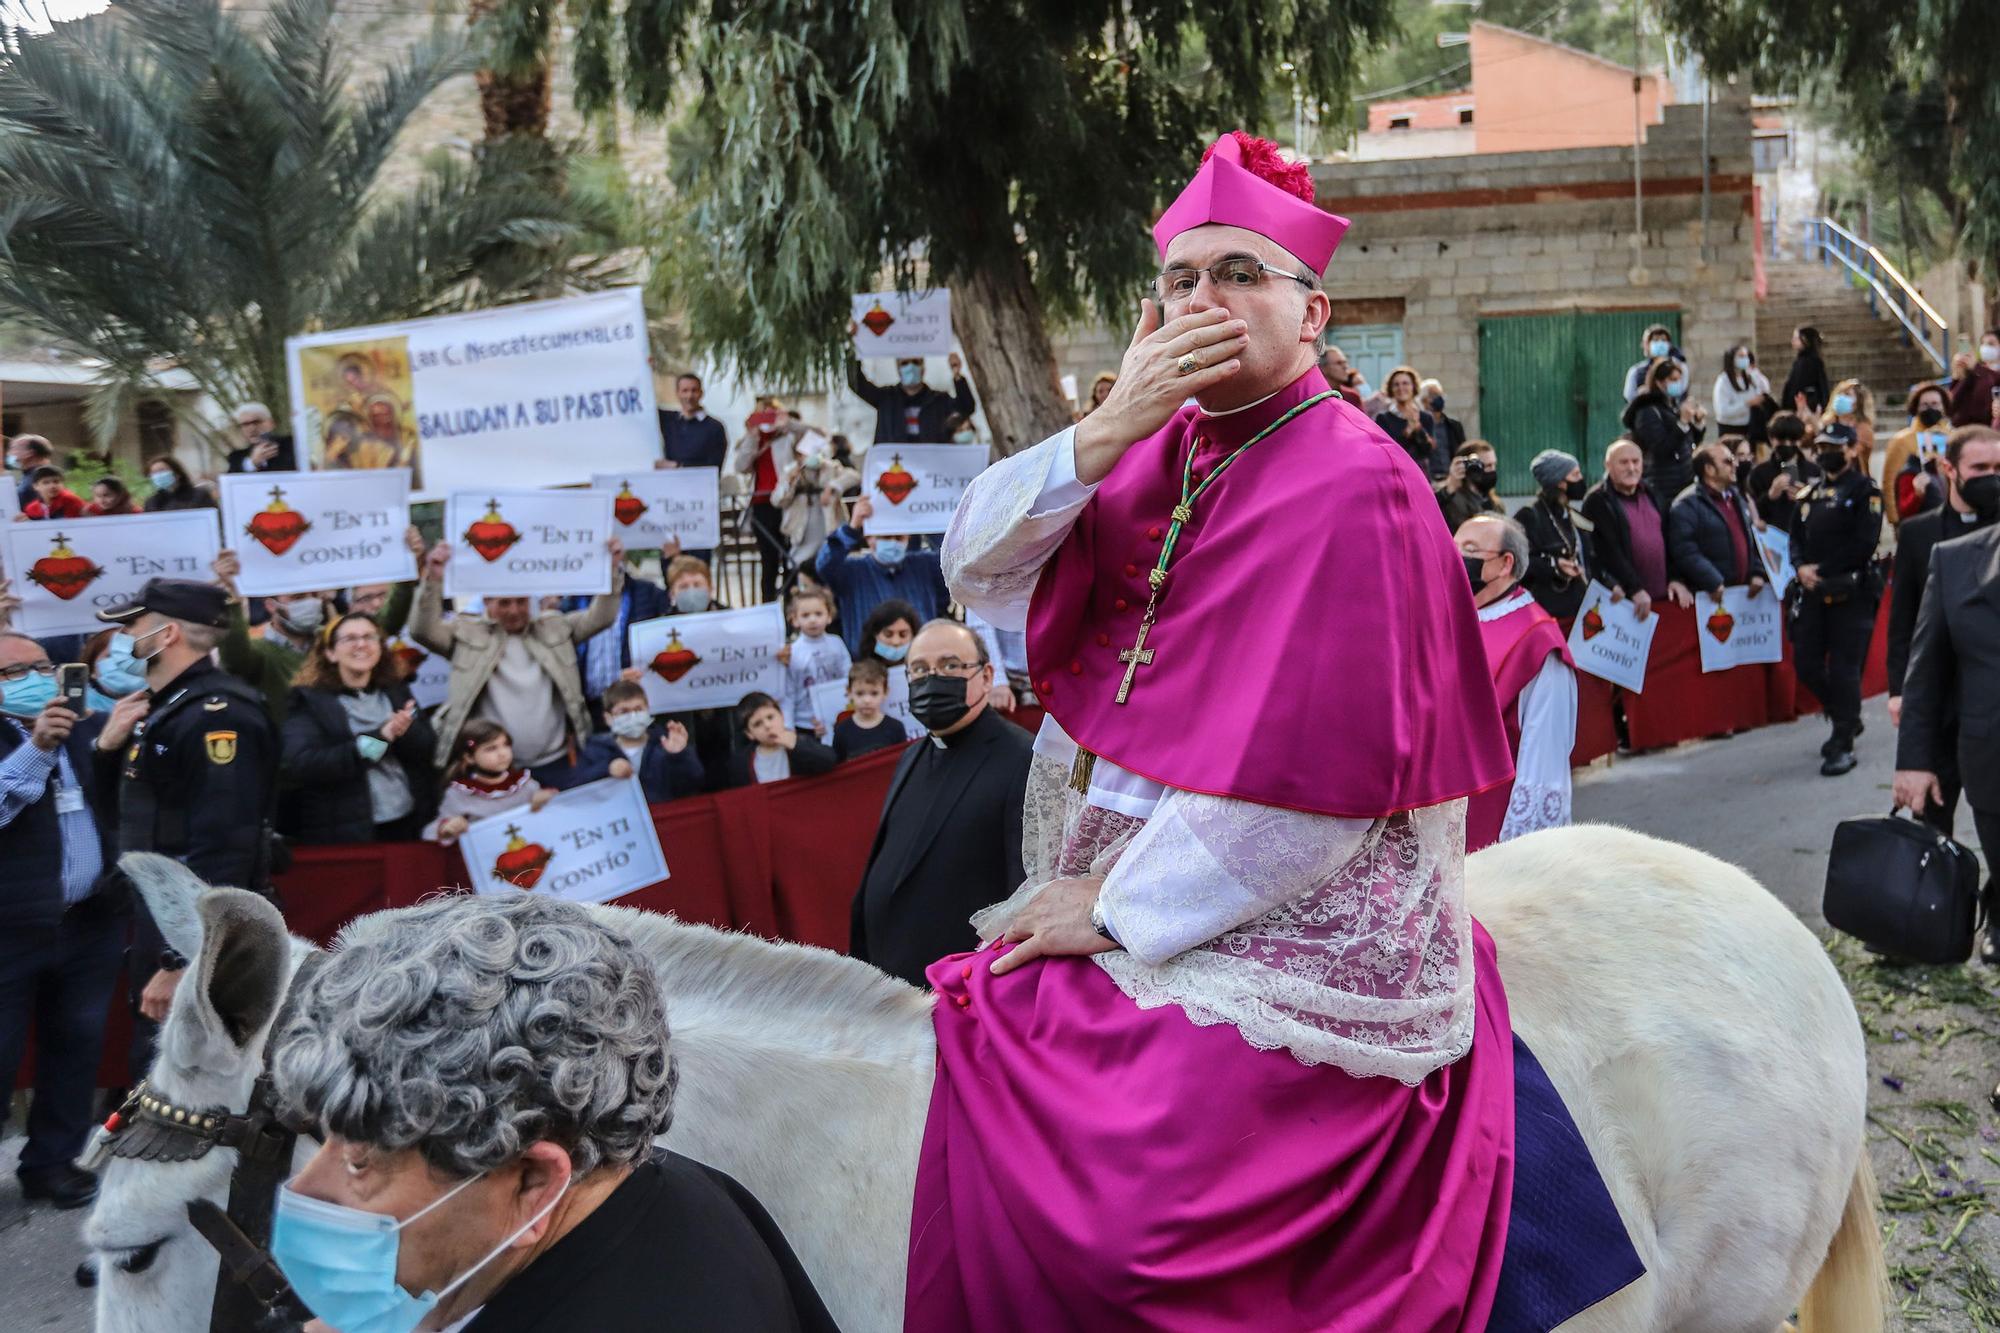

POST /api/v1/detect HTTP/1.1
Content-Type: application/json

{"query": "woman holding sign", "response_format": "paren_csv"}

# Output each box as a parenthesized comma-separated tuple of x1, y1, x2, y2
(282, 611, 437, 843)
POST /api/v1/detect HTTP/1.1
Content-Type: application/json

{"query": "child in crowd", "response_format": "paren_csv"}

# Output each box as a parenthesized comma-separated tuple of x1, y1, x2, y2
(24, 466, 84, 519)
(776, 585, 851, 735)
(724, 690, 836, 787)
(572, 679, 704, 804)
(426, 720, 555, 843)
(833, 658, 908, 761)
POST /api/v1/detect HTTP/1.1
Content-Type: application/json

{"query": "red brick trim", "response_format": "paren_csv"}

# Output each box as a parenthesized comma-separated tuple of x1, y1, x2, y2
(1320, 174, 1755, 215)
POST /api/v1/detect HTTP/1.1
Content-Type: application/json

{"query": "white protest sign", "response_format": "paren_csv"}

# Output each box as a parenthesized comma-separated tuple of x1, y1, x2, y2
(1697, 584, 1785, 673)
(1060, 373, 1079, 405)
(627, 603, 785, 714)
(1752, 525, 1795, 599)
(861, 444, 986, 536)
(218, 469, 413, 596)
(0, 480, 17, 523)
(1565, 581, 1658, 693)
(457, 777, 667, 905)
(808, 666, 913, 732)
(286, 288, 658, 500)
(386, 636, 452, 709)
(590, 469, 721, 550)
(444, 489, 614, 597)
(850, 289, 953, 360)
(4, 511, 220, 637)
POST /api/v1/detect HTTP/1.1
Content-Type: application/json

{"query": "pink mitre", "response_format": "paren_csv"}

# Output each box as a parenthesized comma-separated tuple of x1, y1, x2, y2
(1152, 131, 1351, 275)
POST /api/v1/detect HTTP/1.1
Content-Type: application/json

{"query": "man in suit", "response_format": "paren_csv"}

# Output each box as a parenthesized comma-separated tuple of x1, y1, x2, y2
(1886, 427, 2000, 836)
(1894, 476, 2000, 964)
(850, 619, 1031, 987)
(223, 401, 297, 473)
(0, 633, 123, 1209)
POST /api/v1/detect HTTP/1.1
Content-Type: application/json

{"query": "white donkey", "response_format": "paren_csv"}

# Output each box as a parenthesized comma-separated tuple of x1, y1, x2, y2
(87, 827, 1886, 1333)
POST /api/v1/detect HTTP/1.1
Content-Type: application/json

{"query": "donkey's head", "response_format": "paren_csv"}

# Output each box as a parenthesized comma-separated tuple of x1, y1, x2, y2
(84, 854, 308, 1333)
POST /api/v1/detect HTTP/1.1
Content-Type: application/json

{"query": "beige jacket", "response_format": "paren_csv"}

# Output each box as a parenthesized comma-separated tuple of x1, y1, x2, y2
(412, 570, 625, 767)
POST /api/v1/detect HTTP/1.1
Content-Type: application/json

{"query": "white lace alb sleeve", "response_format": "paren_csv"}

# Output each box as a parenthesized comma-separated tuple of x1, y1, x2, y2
(1498, 653, 1575, 842)
(1094, 789, 1373, 965)
(941, 425, 1097, 631)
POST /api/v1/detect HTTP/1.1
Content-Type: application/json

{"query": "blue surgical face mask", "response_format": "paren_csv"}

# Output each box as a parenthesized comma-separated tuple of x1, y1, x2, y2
(876, 639, 909, 662)
(96, 633, 150, 696)
(148, 469, 176, 491)
(1831, 393, 1856, 416)
(872, 538, 907, 568)
(272, 1167, 567, 1333)
(1, 671, 56, 718)
(952, 430, 976, 445)
(1649, 339, 1671, 358)
(609, 711, 651, 740)
(1734, 353, 1752, 370)
(1666, 378, 1687, 399)
(898, 363, 924, 388)
(672, 587, 711, 614)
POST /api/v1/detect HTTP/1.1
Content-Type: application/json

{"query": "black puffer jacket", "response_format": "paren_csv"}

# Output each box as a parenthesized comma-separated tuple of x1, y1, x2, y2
(1621, 390, 1704, 511)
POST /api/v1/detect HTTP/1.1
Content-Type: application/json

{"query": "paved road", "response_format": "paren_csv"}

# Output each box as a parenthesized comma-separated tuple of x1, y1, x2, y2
(0, 692, 1963, 1330)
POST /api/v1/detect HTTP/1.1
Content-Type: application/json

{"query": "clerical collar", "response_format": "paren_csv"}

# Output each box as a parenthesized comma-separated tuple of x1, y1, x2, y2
(1191, 365, 1335, 449)
(1197, 383, 1287, 418)
(926, 707, 989, 750)
(1476, 586, 1537, 621)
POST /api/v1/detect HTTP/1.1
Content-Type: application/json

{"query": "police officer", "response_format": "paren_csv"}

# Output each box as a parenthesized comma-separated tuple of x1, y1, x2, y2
(1789, 428, 1884, 776)
(91, 578, 277, 1064)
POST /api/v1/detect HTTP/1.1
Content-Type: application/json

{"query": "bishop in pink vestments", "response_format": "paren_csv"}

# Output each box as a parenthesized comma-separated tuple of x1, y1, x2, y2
(912, 132, 1520, 1332)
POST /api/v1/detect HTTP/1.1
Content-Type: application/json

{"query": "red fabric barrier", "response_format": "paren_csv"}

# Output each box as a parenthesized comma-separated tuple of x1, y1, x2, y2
(1620, 606, 1772, 749)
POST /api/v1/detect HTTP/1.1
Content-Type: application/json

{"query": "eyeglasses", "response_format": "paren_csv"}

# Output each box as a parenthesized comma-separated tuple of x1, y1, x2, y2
(331, 633, 380, 647)
(906, 659, 985, 682)
(1154, 258, 1314, 303)
(0, 661, 56, 682)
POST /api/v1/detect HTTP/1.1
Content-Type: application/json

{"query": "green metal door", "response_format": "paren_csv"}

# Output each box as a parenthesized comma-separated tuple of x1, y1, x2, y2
(1478, 309, 1681, 493)
(1477, 314, 1575, 493)
(1575, 310, 1681, 472)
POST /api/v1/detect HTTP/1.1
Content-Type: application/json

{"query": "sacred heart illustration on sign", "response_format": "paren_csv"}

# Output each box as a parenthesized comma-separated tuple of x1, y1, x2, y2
(649, 629, 702, 683)
(875, 454, 918, 505)
(612, 482, 647, 527)
(463, 499, 522, 562)
(1579, 605, 1605, 641)
(244, 485, 313, 556)
(860, 300, 896, 337)
(492, 824, 554, 890)
(1705, 599, 1735, 644)
(26, 533, 104, 601)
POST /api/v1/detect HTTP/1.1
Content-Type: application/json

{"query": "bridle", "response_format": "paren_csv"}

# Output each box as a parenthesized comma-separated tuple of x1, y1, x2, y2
(81, 955, 323, 1333)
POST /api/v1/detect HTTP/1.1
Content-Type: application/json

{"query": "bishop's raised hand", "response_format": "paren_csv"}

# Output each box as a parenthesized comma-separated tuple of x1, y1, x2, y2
(1074, 302, 1246, 486)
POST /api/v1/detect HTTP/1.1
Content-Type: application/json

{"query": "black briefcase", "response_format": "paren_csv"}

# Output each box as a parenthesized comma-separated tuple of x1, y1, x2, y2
(1823, 812, 1981, 964)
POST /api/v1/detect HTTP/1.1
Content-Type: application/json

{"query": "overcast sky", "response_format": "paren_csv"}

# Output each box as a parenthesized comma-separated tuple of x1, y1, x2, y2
(3, 0, 113, 32)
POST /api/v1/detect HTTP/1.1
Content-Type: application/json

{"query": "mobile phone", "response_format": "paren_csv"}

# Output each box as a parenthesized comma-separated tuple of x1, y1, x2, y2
(56, 663, 89, 713)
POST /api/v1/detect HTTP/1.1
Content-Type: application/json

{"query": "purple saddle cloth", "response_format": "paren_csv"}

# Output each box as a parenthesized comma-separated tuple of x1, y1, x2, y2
(1491, 1034, 1646, 1331)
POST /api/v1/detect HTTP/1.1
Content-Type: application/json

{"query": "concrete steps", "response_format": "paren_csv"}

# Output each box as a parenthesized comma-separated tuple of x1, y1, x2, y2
(1756, 260, 1943, 416)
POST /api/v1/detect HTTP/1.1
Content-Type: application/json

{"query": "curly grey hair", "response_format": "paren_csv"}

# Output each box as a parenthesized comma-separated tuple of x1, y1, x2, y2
(270, 894, 675, 1179)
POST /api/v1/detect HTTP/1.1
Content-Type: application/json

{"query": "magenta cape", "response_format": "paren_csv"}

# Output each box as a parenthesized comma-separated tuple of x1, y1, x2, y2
(1025, 366, 1514, 818)
(906, 928, 1517, 1330)
(1466, 597, 1574, 852)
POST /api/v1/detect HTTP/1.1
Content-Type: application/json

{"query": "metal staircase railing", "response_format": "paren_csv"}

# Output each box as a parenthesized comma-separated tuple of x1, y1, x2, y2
(1800, 217, 1950, 373)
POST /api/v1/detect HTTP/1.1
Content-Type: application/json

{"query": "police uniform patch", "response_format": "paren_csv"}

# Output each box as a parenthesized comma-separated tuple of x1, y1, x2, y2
(126, 743, 139, 762)
(1869, 495, 1882, 512)
(204, 698, 228, 712)
(205, 731, 238, 764)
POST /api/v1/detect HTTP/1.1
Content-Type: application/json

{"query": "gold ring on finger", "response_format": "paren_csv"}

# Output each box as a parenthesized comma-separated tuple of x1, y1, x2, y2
(1176, 352, 1201, 375)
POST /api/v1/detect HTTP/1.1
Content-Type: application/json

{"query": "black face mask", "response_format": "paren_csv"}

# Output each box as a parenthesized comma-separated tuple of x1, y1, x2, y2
(1462, 553, 1491, 595)
(1960, 473, 2000, 523)
(1773, 441, 1801, 461)
(1469, 471, 1497, 494)
(1564, 476, 1587, 501)
(1817, 449, 1848, 475)
(908, 672, 977, 732)
(1917, 406, 1945, 428)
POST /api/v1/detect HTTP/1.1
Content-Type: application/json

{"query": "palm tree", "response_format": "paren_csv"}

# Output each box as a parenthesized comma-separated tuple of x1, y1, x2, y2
(0, 0, 621, 451)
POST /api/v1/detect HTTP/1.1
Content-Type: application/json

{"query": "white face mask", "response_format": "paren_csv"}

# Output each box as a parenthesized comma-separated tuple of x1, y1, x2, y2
(1983, 342, 2000, 365)
(608, 711, 651, 740)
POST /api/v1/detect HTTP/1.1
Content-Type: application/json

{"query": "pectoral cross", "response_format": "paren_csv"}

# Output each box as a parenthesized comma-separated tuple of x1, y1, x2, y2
(1115, 615, 1156, 705)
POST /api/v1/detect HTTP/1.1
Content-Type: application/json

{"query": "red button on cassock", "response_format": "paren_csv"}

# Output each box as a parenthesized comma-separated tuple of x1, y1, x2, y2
(1147, 526, 1162, 540)
(1124, 563, 1139, 578)
(1114, 598, 1129, 612)
(1096, 633, 1110, 647)
(1069, 661, 1082, 675)
(1038, 679, 1053, 693)
(956, 994, 971, 1008)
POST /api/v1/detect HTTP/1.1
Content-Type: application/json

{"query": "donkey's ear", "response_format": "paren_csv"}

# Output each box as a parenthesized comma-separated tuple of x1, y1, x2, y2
(191, 889, 291, 1049)
(118, 852, 211, 963)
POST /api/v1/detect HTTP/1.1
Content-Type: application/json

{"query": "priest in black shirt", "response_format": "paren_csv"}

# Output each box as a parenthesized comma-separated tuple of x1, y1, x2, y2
(269, 893, 836, 1333)
(851, 619, 1031, 987)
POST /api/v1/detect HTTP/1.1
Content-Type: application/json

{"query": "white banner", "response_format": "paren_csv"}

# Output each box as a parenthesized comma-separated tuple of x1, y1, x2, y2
(219, 469, 413, 597)
(457, 776, 668, 905)
(286, 289, 659, 500)
(1565, 581, 1658, 693)
(1752, 525, 1795, 599)
(627, 604, 785, 713)
(590, 469, 721, 550)
(808, 664, 914, 734)
(1697, 584, 1785, 673)
(0, 479, 18, 523)
(861, 444, 986, 536)
(444, 489, 614, 597)
(386, 635, 452, 709)
(851, 289, 953, 360)
(4, 511, 221, 637)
